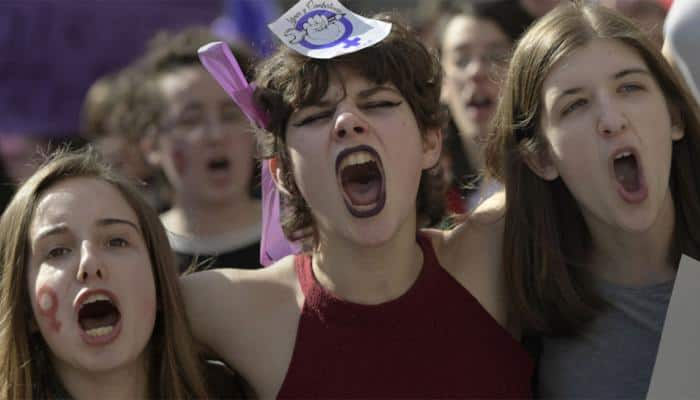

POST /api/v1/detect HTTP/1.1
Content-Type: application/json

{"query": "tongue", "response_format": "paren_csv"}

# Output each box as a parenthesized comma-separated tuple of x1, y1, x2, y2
(344, 179, 381, 206)
(614, 156, 641, 192)
(80, 312, 119, 331)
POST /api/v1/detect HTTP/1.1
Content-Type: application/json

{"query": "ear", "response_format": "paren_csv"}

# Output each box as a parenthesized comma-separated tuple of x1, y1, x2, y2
(421, 128, 443, 170)
(667, 103, 686, 141)
(523, 147, 559, 181)
(140, 128, 162, 167)
(671, 123, 685, 141)
(268, 157, 292, 196)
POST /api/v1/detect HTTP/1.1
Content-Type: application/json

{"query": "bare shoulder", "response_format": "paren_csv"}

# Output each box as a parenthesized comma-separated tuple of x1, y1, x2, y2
(423, 190, 508, 326)
(180, 256, 303, 394)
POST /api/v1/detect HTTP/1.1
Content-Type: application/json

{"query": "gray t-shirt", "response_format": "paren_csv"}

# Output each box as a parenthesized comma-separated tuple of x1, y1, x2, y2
(538, 277, 675, 399)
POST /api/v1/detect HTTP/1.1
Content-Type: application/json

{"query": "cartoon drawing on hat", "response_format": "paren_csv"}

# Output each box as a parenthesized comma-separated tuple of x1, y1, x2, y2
(269, 0, 392, 59)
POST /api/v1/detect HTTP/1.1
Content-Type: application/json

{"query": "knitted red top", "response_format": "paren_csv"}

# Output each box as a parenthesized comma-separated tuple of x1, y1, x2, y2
(277, 235, 533, 399)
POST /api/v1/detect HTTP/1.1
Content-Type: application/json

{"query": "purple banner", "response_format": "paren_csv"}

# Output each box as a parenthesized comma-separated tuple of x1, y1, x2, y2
(0, 0, 223, 136)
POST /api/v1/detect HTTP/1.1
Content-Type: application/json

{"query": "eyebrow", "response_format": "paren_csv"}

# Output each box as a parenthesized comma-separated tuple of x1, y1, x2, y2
(96, 218, 141, 234)
(34, 218, 141, 242)
(551, 67, 651, 108)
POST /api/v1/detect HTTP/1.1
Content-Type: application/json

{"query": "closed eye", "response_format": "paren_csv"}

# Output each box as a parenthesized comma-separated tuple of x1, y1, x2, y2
(292, 110, 333, 127)
(363, 100, 402, 109)
(561, 98, 587, 117)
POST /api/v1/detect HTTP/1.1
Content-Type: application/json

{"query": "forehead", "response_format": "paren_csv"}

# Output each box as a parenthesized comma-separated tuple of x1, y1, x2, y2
(441, 14, 510, 52)
(319, 68, 397, 99)
(543, 39, 648, 94)
(157, 66, 229, 105)
(30, 177, 139, 235)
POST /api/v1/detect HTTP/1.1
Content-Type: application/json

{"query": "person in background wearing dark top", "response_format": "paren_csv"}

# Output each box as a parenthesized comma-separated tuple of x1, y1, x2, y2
(139, 27, 262, 273)
(438, 1, 532, 213)
(0, 147, 240, 399)
(80, 68, 171, 213)
(485, 2, 700, 398)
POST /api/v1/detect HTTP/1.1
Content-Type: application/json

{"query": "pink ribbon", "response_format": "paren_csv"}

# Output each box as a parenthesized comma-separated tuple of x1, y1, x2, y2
(198, 42, 299, 266)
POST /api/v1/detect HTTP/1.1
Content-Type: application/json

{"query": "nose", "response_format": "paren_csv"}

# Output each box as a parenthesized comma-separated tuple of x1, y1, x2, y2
(76, 241, 105, 282)
(465, 57, 489, 82)
(333, 111, 368, 140)
(597, 102, 628, 137)
(202, 118, 225, 141)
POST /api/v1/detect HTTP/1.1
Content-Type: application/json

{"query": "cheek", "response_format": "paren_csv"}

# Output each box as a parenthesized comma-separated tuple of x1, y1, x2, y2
(35, 285, 62, 333)
(171, 147, 188, 176)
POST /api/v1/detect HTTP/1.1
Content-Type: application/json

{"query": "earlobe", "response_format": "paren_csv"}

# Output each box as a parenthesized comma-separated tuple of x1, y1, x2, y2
(523, 148, 559, 181)
(421, 128, 443, 170)
(671, 124, 685, 141)
(268, 158, 292, 196)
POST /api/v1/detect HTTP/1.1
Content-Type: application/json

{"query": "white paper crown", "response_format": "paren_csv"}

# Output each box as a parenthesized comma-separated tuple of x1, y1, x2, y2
(268, 0, 392, 59)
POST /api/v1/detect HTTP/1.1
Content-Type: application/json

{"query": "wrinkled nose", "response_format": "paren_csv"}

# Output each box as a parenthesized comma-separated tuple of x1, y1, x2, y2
(333, 112, 368, 140)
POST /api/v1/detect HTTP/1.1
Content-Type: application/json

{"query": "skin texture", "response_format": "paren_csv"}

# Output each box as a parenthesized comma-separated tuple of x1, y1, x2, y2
(36, 285, 61, 332)
(145, 65, 262, 238)
(27, 177, 156, 383)
(441, 15, 511, 147)
(283, 67, 441, 247)
(180, 68, 509, 398)
(148, 66, 256, 208)
(533, 39, 683, 284)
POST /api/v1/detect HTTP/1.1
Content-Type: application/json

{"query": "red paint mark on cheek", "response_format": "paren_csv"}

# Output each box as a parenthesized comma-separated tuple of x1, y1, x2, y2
(36, 285, 61, 333)
(172, 148, 188, 175)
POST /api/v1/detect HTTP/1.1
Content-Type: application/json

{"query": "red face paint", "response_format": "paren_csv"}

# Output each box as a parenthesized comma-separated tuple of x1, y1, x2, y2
(36, 285, 61, 333)
(172, 145, 188, 176)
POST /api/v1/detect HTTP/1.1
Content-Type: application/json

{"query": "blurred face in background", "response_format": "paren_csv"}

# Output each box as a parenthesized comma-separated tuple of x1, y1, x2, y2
(600, 0, 666, 45)
(146, 66, 255, 208)
(441, 14, 511, 144)
(93, 134, 152, 182)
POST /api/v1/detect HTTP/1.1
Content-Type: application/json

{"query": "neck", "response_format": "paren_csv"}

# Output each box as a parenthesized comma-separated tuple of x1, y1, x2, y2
(53, 355, 149, 400)
(312, 214, 423, 305)
(164, 195, 261, 237)
(459, 130, 484, 172)
(588, 191, 677, 286)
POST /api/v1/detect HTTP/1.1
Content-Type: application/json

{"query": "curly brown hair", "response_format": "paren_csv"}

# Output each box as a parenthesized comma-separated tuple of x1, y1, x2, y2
(253, 14, 447, 245)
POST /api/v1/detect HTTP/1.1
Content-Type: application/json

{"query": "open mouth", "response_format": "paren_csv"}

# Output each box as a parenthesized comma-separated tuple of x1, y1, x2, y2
(207, 157, 230, 171)
(612, 149, 648, 203)
(76, 291, 122, 344)
(335, 145, 386, 218)
(467, 93, 493, 110)
(465, 93, 494, 122)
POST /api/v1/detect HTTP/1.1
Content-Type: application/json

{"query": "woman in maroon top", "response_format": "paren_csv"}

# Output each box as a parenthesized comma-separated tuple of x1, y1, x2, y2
(180, 1, 533, 398)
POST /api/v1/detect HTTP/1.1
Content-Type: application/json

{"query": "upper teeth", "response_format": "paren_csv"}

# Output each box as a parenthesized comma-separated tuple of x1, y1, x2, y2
(81, 293, 111, 308)
(615, 151, 632, 160)
(339, 151, 376, 171)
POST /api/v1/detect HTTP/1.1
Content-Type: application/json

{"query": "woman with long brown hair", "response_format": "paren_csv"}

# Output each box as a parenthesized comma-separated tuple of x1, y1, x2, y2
(485, 2, 700, 398)
(0, 147, 209, 399)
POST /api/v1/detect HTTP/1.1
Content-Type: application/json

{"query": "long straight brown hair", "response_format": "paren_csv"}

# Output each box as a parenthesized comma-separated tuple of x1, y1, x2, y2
(0, 147, 209, 399)
(484, 1, 700, 336)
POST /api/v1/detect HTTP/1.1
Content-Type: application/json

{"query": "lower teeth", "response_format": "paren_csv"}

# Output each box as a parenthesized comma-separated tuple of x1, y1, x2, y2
(86, 325, 114, 337)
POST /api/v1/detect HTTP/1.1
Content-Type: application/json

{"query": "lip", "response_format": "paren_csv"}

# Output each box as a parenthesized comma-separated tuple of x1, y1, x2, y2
(74, 289, 122, 346)
(609, 146, 648, 204)
(335, 145, 387, 218)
